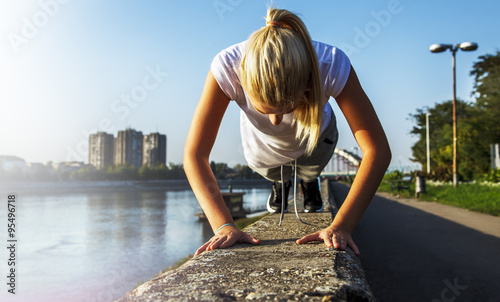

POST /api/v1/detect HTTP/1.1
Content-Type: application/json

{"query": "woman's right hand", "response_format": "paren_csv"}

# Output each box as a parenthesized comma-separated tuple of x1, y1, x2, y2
(195, 225, 261, 256)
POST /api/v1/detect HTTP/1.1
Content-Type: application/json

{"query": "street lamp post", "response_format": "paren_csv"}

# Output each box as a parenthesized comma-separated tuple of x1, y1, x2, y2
(426, 113, 431, 174)
(429, 42, 478, 187)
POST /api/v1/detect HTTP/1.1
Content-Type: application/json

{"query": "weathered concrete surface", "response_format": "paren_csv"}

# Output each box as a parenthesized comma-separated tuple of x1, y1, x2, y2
(116, 179, 374, 302)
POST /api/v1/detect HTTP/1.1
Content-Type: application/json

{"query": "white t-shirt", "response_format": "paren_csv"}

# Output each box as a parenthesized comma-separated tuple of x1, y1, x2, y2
(211, 41, 351, 168)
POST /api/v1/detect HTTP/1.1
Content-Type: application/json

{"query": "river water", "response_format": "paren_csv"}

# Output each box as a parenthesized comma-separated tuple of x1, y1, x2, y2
(0, 182, 270, 302)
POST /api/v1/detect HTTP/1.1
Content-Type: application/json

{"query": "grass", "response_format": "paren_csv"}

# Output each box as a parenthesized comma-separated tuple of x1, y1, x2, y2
(422, 182, 500, 216)
(378, 180, 500, 217)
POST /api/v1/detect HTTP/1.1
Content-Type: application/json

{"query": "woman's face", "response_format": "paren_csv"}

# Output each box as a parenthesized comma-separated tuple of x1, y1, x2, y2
(250, 100, 296, 126)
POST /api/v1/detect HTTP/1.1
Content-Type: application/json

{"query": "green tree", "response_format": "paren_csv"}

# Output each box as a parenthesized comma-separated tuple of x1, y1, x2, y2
(153, 163, 169, 179)
(210, 161, 229, 179)
(410, 51, 500, 180)
(139, 165, 153, 180)
(167, 162, 186, 179)
(233, 164, 262, 179)
(107, 164, 138, 180)
(409, 99, 482, 180)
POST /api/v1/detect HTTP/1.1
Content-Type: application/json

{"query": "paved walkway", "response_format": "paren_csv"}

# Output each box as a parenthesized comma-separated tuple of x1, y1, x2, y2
(331, 182, 500, 302)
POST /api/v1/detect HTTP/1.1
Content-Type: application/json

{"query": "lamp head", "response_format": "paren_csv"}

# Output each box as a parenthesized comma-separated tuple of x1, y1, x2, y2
(459, 42, 478, 51)
(429, 43, 453, 53)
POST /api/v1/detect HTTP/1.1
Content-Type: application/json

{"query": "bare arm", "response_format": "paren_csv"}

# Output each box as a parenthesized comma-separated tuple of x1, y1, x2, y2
(184, 71, 260, 256)
(297, 66, 391, 254)
(184, 70, 233, 230)
(333, 67, 391, 230)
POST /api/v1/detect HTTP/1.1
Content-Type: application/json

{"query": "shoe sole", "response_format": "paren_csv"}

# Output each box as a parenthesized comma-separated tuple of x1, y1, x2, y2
(303, 203, 324, 213)
(266, 193, 288, 213)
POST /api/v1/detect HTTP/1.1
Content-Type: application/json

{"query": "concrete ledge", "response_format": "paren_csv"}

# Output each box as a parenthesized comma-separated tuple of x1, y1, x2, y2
(116, 179, 374, 301)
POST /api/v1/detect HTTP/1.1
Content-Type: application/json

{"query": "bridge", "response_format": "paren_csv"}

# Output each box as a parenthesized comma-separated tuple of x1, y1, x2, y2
(321, 148, 361, 177)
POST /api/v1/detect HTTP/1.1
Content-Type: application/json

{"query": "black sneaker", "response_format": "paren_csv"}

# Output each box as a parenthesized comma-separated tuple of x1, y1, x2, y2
(266, 180, 291, 213)
(301, 178, 324, 213)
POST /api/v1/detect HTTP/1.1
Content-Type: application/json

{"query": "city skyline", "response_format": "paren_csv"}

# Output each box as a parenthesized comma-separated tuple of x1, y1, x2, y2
(1, 127, 167, 165)
(2, 1, 500, 171)
(90, 128, 167, 169)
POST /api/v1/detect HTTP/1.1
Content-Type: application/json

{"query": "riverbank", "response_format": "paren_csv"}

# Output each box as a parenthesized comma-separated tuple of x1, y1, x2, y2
(0, 178, 271, 195)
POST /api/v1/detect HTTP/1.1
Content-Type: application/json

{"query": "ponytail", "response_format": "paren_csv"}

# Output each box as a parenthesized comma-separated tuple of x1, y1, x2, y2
(239, 8, 322, 155)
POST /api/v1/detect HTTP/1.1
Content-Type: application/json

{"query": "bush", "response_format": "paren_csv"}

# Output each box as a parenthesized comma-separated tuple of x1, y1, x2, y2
(412, 166, 453, 182)
(481, 169, 500, 183)
(383, 170, 403, 183)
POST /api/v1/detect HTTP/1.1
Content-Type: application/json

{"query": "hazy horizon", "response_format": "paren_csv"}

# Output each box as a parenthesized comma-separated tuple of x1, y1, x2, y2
(2, 0, 499, 172)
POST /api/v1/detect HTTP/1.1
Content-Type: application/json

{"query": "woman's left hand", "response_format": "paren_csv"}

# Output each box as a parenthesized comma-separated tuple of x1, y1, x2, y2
(296, 226, 360, 256)
(195, 226, 261, 256)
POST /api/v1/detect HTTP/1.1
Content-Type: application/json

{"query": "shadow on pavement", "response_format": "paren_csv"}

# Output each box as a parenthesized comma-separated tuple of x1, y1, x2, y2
(331, 182, 500, 302)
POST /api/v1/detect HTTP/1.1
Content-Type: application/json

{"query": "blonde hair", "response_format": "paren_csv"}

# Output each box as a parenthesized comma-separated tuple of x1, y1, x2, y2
(239, 8, 323, 155)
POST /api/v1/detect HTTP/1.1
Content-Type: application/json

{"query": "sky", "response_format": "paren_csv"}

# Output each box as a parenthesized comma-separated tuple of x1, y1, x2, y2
(1, 0, 499, 171)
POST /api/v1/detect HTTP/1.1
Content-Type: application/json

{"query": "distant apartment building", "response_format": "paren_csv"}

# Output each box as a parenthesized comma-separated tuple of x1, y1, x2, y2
(143, 133, 167, 167)
(0, 155, 26, 178)
(115, 129, 143, 168)
(89, 132, 114, 169)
